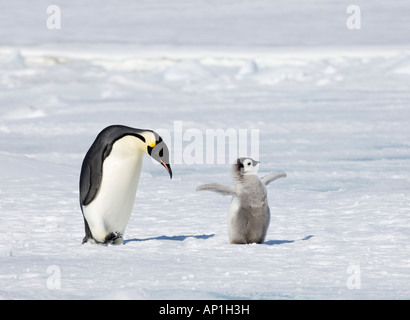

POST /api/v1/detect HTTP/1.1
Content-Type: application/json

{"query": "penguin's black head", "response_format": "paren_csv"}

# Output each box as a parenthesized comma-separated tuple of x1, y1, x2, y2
(147, 134, 172, 179)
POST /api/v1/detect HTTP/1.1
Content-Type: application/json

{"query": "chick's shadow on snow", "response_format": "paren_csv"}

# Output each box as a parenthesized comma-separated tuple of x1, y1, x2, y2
(264, 235, 314, 245)
(124, 234, 215, 244)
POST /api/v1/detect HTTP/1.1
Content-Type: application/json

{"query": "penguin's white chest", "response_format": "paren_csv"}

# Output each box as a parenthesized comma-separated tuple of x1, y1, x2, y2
(83, 136, 145, 238)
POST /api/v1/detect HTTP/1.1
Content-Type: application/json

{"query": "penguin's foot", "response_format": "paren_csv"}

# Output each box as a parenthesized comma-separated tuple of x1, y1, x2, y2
(104, 232, 123, 245)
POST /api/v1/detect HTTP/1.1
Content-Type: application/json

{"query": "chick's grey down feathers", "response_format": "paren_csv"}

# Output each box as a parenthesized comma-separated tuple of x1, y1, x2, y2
(196, 158, 286, 244)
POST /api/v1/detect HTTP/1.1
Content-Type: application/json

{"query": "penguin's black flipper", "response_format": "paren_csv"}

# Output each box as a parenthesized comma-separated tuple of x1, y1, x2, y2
(79, 137, 107, 206)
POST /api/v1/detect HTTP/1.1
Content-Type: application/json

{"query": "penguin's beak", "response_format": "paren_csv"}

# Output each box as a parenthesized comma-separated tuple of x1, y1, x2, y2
(161, 161, 173, 179)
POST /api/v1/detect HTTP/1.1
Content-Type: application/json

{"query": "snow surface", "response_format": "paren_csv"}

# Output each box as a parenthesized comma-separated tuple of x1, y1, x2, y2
(1, 1, 410, 300)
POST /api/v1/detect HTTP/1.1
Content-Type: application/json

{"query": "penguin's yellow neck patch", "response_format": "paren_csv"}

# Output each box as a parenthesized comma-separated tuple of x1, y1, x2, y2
(142, 131, 157, 150)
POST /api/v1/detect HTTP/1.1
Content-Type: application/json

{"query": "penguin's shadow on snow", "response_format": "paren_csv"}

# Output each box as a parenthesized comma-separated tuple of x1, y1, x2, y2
(124, 234, 215, 244)
(264, 235, 314, 246)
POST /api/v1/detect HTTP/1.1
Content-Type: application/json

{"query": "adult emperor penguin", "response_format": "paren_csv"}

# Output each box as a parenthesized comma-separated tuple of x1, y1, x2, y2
(79, 125, 172, 245)
(196, 158, 286, 244)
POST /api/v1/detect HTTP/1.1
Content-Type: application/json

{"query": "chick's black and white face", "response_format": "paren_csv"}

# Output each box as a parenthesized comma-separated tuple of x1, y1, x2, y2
(242, 158, 254, 173)
(238, 157, 259, 175)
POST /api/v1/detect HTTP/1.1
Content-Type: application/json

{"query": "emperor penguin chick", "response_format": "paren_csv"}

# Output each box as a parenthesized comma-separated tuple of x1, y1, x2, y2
(196, 158, 286, 244)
